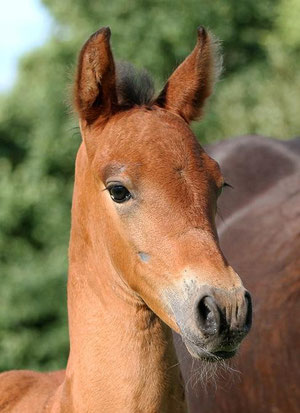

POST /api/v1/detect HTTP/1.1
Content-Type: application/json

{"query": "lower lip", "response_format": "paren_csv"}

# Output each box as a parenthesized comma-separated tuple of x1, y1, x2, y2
(199, 350, 237, 362)
(209, 350, 237, 360)
(184, 339, 237, 361)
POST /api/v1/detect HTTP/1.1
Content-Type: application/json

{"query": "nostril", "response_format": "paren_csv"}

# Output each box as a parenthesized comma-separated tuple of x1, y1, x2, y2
(244, 291, 252, 331)
(197, 296, 219, 336)
(198, 297, 211, 320)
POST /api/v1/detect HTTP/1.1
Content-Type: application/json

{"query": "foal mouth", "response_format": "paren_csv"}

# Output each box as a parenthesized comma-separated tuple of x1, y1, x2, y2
(183, 337, 238, 362)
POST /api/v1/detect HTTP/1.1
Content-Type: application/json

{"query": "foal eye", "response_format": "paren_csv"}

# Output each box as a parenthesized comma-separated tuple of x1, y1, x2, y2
(218, 182, 232, 197)
(108, 185, 132, 203)
(223, 182, 233, 189)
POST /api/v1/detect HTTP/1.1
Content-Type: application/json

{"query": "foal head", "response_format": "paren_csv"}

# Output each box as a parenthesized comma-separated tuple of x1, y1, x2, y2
(73, 27, 252, 361)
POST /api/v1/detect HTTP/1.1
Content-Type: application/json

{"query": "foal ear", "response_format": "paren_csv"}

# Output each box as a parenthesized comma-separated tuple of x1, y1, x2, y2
(155, 27, 221, 123)
(74, 27, 118, 124)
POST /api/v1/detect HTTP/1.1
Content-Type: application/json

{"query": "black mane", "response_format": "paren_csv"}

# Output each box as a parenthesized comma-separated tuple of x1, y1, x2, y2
(115, 62, 155, 108)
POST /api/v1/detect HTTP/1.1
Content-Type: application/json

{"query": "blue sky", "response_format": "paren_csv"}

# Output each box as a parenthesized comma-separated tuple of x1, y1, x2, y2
(0, 0, 52, 91)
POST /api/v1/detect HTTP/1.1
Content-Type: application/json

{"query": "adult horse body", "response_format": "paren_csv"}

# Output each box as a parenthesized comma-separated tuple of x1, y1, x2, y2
(0, 28, 252, 412)
(176, 136, 300, 413)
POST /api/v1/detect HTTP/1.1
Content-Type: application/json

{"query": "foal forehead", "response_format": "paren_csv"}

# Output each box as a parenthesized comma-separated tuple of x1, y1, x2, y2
(103, 108, 215, 164)
(98, 107, 221, 180)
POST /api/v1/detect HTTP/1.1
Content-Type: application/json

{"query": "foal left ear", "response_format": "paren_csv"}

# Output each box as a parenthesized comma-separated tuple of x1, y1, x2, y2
(73, 27, 118, 125)
(155, 27, 221, 123)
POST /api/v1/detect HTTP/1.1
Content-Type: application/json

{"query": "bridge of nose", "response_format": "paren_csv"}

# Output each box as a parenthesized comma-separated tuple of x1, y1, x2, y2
(177, 265, 243, 291)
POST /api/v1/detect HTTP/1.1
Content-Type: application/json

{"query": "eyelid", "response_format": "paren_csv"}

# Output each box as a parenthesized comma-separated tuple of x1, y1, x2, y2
(216, 181, 233, 197)
(105, 175, 133, 189)
(106, 180, 125, 188)
(223, 182, 233, 189)
(101, 181, 125, 193)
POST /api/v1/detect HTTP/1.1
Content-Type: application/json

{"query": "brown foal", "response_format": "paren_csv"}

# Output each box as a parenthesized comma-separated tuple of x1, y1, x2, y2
(0, 27, 251, 413)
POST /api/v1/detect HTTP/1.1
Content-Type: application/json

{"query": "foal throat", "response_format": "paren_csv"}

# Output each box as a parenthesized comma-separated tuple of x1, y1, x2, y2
(64, 261, 186, 412)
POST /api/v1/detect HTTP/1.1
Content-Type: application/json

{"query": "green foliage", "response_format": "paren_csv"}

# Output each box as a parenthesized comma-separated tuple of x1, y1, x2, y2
(0, 0, 299, 372)
(0, 40, 78, 371)
(194, 0, 300, 142)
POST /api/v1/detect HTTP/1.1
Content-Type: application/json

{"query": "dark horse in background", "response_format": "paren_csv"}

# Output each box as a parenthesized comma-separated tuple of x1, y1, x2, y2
(175, 135, 300, 413)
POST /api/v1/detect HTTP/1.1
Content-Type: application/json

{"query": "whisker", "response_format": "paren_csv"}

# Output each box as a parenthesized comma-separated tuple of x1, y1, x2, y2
(167, 362, 180, 371)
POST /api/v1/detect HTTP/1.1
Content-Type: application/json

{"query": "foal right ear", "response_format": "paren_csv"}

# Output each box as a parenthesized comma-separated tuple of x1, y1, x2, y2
(74, 27, 118, 125)
(155, 27, 221, 123)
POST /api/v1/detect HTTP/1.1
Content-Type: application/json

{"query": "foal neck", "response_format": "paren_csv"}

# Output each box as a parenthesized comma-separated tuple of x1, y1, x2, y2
(59, 147, 186, 412)
(63, 265, 186, 412)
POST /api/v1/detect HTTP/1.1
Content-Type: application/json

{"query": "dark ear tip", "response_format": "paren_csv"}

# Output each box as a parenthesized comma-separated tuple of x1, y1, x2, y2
(197, 26, 207, 40)
(90, 26, 111, 42)
(101, 26, 111, 38)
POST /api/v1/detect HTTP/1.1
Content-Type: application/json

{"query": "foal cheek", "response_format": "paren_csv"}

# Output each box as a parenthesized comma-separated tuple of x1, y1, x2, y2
(107, 230, 137, 287)
(98, 199, 137, 287)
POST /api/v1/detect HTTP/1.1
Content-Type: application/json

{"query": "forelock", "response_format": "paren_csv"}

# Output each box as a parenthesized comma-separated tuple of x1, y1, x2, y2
(115, 61, 155, 108)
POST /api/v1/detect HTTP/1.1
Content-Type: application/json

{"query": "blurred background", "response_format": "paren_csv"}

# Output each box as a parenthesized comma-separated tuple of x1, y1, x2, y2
(0, 0, 299, 372)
